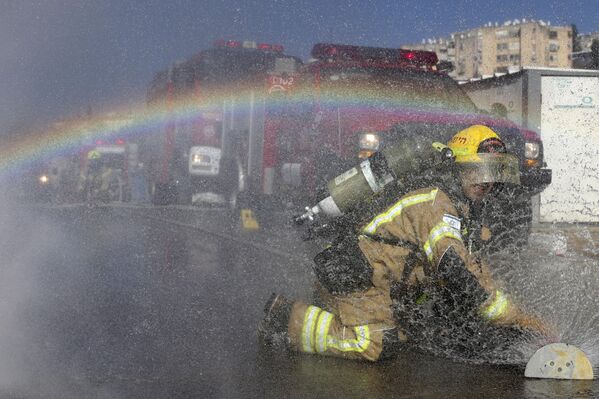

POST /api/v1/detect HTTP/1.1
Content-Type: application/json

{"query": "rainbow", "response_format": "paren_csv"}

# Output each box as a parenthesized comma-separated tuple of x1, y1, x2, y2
(0, 83, 479, 176)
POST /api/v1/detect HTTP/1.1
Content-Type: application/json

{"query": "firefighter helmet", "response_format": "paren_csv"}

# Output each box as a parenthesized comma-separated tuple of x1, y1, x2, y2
(87, 150, 101, 160)
(447, 125, 520, 185)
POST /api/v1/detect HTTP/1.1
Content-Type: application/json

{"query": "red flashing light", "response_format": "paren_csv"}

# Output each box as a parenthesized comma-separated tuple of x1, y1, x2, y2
(399, 49, 438, 65)
(225, 40, 241, 48)
(95, 140, 105, 145)
(258, 43, 284, 52)
(311, 43, 438, 67)
(115, 139, 125, 145)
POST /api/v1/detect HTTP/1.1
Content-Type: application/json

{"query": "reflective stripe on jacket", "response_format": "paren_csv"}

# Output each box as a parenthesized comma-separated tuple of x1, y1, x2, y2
(358, 186, 512, 322)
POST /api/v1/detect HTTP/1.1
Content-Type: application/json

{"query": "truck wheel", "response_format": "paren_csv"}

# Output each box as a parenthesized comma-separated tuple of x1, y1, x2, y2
(176, 182, 193, 205)
(221, 157, 245, 211)
(151, 182, 174, 206)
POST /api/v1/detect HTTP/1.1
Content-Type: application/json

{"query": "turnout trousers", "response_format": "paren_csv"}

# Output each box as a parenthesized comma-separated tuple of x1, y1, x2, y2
(285, 285, 397, 362)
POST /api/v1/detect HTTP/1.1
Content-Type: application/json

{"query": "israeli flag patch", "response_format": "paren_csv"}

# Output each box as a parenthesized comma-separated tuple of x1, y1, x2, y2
(443, 214, 461, 231)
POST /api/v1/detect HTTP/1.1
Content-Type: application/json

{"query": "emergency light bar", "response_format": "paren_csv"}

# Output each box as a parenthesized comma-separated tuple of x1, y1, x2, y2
(311, 43, 438, 66)
(214, 40, 284, 53)
(95, 139, 126, 145)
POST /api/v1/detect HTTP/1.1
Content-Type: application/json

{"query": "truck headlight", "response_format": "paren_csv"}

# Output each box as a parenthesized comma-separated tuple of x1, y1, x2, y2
(39, 175, 49, 184)
(525, 142, 540, 159)
(191, 153, 209, 165)
(359, 133, 380, 151)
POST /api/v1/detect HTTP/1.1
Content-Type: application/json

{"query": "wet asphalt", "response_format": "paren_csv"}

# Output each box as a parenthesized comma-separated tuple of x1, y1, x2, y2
(0, 204, 597, 399)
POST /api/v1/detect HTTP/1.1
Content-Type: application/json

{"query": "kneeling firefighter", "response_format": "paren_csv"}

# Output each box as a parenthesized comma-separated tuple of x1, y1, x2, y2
(258, 125, 554, 361)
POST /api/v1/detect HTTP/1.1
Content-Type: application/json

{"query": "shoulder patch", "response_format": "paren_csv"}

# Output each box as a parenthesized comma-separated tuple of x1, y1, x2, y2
(443, 214, 461, 231)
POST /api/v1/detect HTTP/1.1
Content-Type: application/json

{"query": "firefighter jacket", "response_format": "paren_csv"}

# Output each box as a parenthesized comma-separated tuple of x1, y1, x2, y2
(355, 185, 535, 329)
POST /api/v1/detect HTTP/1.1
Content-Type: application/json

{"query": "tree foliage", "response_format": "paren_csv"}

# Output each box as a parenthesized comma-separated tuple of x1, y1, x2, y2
(571, 24, 582, 52)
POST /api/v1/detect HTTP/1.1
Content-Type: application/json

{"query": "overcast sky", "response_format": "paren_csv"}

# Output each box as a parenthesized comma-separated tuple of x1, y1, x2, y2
(1, 0, 597, 136)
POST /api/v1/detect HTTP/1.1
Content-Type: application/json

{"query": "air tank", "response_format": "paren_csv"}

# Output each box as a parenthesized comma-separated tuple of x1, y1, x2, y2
(294, 136, 454, 224)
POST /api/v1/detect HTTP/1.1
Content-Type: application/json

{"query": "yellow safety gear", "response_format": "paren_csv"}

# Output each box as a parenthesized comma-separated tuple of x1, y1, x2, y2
(447, 125, 520, 185)
(480, 290, 509, 320)
(87, 150, 101, 160)
(363, 189, 439, 234)
(301, 306, 370, 354)
(448, 125, 501, 163)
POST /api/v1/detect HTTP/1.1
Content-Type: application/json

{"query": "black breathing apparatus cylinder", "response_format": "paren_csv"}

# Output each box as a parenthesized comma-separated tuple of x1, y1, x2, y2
(294, 136, 455, 224)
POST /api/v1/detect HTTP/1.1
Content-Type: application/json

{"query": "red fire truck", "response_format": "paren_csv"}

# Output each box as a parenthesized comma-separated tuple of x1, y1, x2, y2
(144, 41, 550, 244)
(78, 137, 135, 203)
(142, 40, 302, 205)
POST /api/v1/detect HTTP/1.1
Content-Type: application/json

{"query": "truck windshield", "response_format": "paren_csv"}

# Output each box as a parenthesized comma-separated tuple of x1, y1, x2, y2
(202, 50, 300, 83)
(317, 67, 477, 113)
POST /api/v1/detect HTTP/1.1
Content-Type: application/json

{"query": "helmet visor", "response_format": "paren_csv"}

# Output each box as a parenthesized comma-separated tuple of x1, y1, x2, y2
(458, 153, 520, 185)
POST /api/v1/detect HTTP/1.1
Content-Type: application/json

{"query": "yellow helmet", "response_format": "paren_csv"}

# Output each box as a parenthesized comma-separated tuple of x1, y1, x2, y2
(447, 125, 520, 185)
(87, 150, 101, 160)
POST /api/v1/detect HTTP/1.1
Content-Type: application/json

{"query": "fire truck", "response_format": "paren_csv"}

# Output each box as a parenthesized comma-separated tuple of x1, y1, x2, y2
(142, 40, 302, 205)
(144, 41, 550, 245)
(78, 137, 136, 203)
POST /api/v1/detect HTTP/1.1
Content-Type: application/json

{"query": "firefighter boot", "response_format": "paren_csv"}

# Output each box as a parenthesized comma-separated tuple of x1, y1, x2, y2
(257, 293, 293, 351)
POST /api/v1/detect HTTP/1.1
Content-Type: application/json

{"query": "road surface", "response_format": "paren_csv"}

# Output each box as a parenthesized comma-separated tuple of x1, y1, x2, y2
(0, 203, 596, 398)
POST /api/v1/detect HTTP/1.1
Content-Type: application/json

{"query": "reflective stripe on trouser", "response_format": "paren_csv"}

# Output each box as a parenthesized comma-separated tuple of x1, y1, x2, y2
(287, 302, 387, 361)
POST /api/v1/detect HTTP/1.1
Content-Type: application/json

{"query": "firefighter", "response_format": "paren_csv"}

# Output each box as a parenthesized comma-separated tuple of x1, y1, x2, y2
(258, 125, 553, 362)
(78, 150, 104, 202)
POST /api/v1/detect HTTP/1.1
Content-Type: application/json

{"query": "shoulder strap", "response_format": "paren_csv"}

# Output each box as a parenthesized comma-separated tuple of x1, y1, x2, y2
(360, 233, 426, 287)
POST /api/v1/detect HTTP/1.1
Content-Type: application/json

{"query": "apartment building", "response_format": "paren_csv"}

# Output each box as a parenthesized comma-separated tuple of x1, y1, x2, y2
(403, 19, 572, 80)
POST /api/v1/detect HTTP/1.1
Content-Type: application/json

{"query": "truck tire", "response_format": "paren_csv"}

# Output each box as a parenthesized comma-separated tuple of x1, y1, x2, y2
(176, 180, 193, 205)
(221, 157, 245, 210)
(151, 182, 175, 206)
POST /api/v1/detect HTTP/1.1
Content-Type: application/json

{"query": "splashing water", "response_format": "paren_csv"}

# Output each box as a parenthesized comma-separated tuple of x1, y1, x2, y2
(392, 226, 599, 367)
(488, 227, 599, 369)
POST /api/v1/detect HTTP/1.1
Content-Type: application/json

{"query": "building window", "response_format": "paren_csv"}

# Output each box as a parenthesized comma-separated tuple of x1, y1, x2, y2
(509, 54, 520, 63)
(549, 43, 559, 52)
(496, 54, 509, 62)
(497, 43, 509, 51)
(549, 55, 555, 62)
(495, 66, 509, 73)
(568, 31, 572, 38)
(495, 30, 508, 39)
(509, 42, 520, 51)
(549, 31, 558, 39)
(509, 29, 521, 38)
